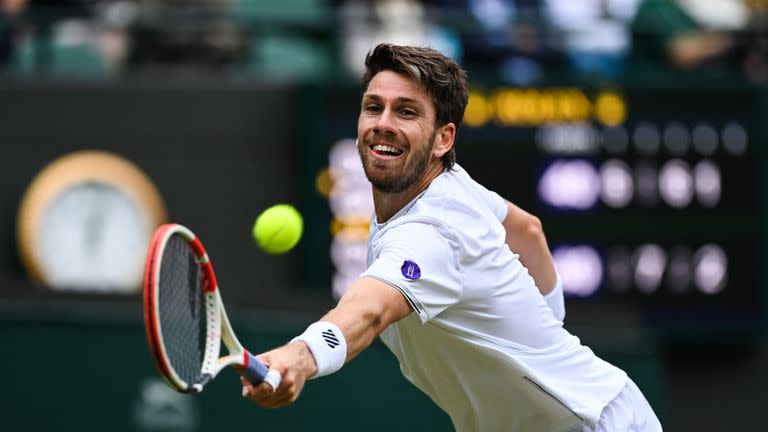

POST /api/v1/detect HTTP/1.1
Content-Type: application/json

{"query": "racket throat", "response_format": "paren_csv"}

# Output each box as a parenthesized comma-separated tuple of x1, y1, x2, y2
(190, 374, 213, 393)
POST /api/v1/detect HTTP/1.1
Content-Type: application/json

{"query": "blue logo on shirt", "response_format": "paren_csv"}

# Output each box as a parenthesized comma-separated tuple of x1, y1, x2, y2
(401, 260, 421, 280)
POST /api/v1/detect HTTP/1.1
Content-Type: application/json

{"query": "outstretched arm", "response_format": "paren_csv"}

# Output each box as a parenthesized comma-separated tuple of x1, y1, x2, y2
(242, 277, 412, 408)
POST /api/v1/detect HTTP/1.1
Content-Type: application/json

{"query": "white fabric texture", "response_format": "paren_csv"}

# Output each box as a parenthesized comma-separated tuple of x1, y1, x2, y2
(362, 164, 633, 431)
(544, 275, 566, 321)
(583, 378, 663, 432)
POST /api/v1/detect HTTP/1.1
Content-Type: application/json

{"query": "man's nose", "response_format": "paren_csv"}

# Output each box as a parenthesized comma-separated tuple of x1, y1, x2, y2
(373, 107, 397, 135)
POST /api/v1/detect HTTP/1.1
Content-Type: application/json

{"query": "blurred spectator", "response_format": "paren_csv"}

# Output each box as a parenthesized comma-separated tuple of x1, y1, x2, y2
(543, 0, 642, 79)
(27, 0, 91, 31)
(741, 0, 768, 82)
(337, 0, 462, 78)
(4, 0, 137, 76)
(629, 0, 766, 82)
(127, 0, 247, 74)
(9, 0, 94, 74)
(429, 0, 564, 85)
(0, 0, 28, 67)
(428, 0, 550, 85)
(93, 1, 139, 73)
(232, 0, 336, 82)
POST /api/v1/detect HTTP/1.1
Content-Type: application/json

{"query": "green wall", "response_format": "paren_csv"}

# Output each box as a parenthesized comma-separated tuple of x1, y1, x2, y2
(0, 308, 663, 431)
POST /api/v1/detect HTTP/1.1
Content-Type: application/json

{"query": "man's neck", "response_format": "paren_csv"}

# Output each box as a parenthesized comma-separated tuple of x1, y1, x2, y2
(372, 163, 446, 223)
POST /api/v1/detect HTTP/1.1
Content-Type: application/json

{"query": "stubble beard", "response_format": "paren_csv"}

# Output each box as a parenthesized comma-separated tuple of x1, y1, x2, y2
(359, 130, 437, 193)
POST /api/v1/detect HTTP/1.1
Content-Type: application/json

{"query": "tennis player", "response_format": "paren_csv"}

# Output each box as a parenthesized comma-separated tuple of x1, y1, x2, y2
(242, 43, 662, 431)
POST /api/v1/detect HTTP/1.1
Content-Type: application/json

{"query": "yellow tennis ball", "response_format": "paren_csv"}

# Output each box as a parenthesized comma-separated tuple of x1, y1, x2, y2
(252, 204, 303, 254)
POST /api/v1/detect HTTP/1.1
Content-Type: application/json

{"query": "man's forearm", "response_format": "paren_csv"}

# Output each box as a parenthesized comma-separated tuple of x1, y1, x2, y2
(319, 276, 413, 363)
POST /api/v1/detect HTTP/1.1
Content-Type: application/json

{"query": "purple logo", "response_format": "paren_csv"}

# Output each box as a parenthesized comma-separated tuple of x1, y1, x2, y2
(401, 260, 421, 280)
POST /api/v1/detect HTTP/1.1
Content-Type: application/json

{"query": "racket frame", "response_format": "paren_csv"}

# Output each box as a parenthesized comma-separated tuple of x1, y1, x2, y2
(144, 223, 269, 393)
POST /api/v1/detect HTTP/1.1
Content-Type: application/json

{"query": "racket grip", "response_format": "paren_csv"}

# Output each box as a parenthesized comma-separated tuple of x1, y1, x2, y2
(240, 350, 268, 384)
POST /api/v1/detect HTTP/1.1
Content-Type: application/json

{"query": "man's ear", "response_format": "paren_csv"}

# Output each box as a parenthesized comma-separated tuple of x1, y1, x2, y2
(433, 123, 456, 158)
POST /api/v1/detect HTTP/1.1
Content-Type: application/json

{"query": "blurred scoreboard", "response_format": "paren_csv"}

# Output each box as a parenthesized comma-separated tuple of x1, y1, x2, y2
(459, 85, 761, 332)
(313, 83, 764, 335)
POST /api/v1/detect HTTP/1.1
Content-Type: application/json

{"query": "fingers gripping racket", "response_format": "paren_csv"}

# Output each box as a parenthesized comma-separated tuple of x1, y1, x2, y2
(143, 223, 281, 393)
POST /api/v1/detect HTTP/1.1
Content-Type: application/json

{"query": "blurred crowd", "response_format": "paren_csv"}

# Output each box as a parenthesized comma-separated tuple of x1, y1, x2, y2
(1, 0, 766, 84)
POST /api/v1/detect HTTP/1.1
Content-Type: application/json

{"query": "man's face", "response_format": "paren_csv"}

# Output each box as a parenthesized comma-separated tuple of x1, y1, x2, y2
(357, 70, 440, 193)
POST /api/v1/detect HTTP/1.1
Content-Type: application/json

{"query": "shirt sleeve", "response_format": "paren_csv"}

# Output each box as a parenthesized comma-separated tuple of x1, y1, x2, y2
(543, 273, 565, 321)
(361, 222, 462, 323)
(484, 190, 508, 222)
(469, 179, 508, 222)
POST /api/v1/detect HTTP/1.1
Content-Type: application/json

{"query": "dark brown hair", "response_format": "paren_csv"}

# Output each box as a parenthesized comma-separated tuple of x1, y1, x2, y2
(361, 44, 469, 170)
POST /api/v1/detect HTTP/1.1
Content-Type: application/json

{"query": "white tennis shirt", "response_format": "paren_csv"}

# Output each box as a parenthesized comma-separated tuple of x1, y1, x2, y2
(361, 164, 627, 432)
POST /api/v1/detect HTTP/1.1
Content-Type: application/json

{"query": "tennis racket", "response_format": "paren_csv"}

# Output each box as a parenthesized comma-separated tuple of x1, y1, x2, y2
(143, 223, 281, 393)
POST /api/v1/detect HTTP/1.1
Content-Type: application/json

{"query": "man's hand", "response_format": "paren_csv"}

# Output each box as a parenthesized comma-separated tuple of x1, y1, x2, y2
(241, 341, 317, 409)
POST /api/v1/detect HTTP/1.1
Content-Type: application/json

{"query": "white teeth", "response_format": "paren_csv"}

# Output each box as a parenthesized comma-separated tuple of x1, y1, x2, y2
(372, 144, 402, 155)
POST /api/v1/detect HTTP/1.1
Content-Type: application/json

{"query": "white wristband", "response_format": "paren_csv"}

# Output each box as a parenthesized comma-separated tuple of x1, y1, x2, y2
(291, 321, 347, 379)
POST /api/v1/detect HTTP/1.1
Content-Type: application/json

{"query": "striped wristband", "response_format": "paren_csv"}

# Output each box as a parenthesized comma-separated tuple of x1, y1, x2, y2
(291, 321, 347, 379)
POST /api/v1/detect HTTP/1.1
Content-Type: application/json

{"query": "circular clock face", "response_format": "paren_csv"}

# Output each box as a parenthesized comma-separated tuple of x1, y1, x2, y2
(36, 181, 151, 293)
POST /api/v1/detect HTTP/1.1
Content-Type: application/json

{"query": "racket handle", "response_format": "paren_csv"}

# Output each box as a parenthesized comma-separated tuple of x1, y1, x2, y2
(240, 350, 268, 384)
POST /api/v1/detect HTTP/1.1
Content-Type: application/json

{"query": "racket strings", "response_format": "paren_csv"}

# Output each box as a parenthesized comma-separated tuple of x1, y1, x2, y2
(158, 235, 208, 387)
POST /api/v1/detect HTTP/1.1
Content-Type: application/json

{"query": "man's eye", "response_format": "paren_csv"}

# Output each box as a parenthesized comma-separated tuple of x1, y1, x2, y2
(400, 109, 416, 117)
(365, 105, 381, 113)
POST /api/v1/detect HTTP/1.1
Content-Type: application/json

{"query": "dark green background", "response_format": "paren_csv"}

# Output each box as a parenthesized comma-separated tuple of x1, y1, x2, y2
(0, 302, 663, 431)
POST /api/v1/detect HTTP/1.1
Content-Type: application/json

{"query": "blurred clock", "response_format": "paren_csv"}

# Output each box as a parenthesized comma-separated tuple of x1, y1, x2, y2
(16, 151, 167, 293)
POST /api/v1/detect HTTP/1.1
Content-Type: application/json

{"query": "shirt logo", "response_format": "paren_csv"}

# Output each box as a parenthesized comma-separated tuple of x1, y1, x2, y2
(401, 260, 421, 280)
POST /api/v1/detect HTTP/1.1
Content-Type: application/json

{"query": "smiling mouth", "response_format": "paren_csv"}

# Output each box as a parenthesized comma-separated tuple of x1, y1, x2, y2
(370, 144, 404, 158)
